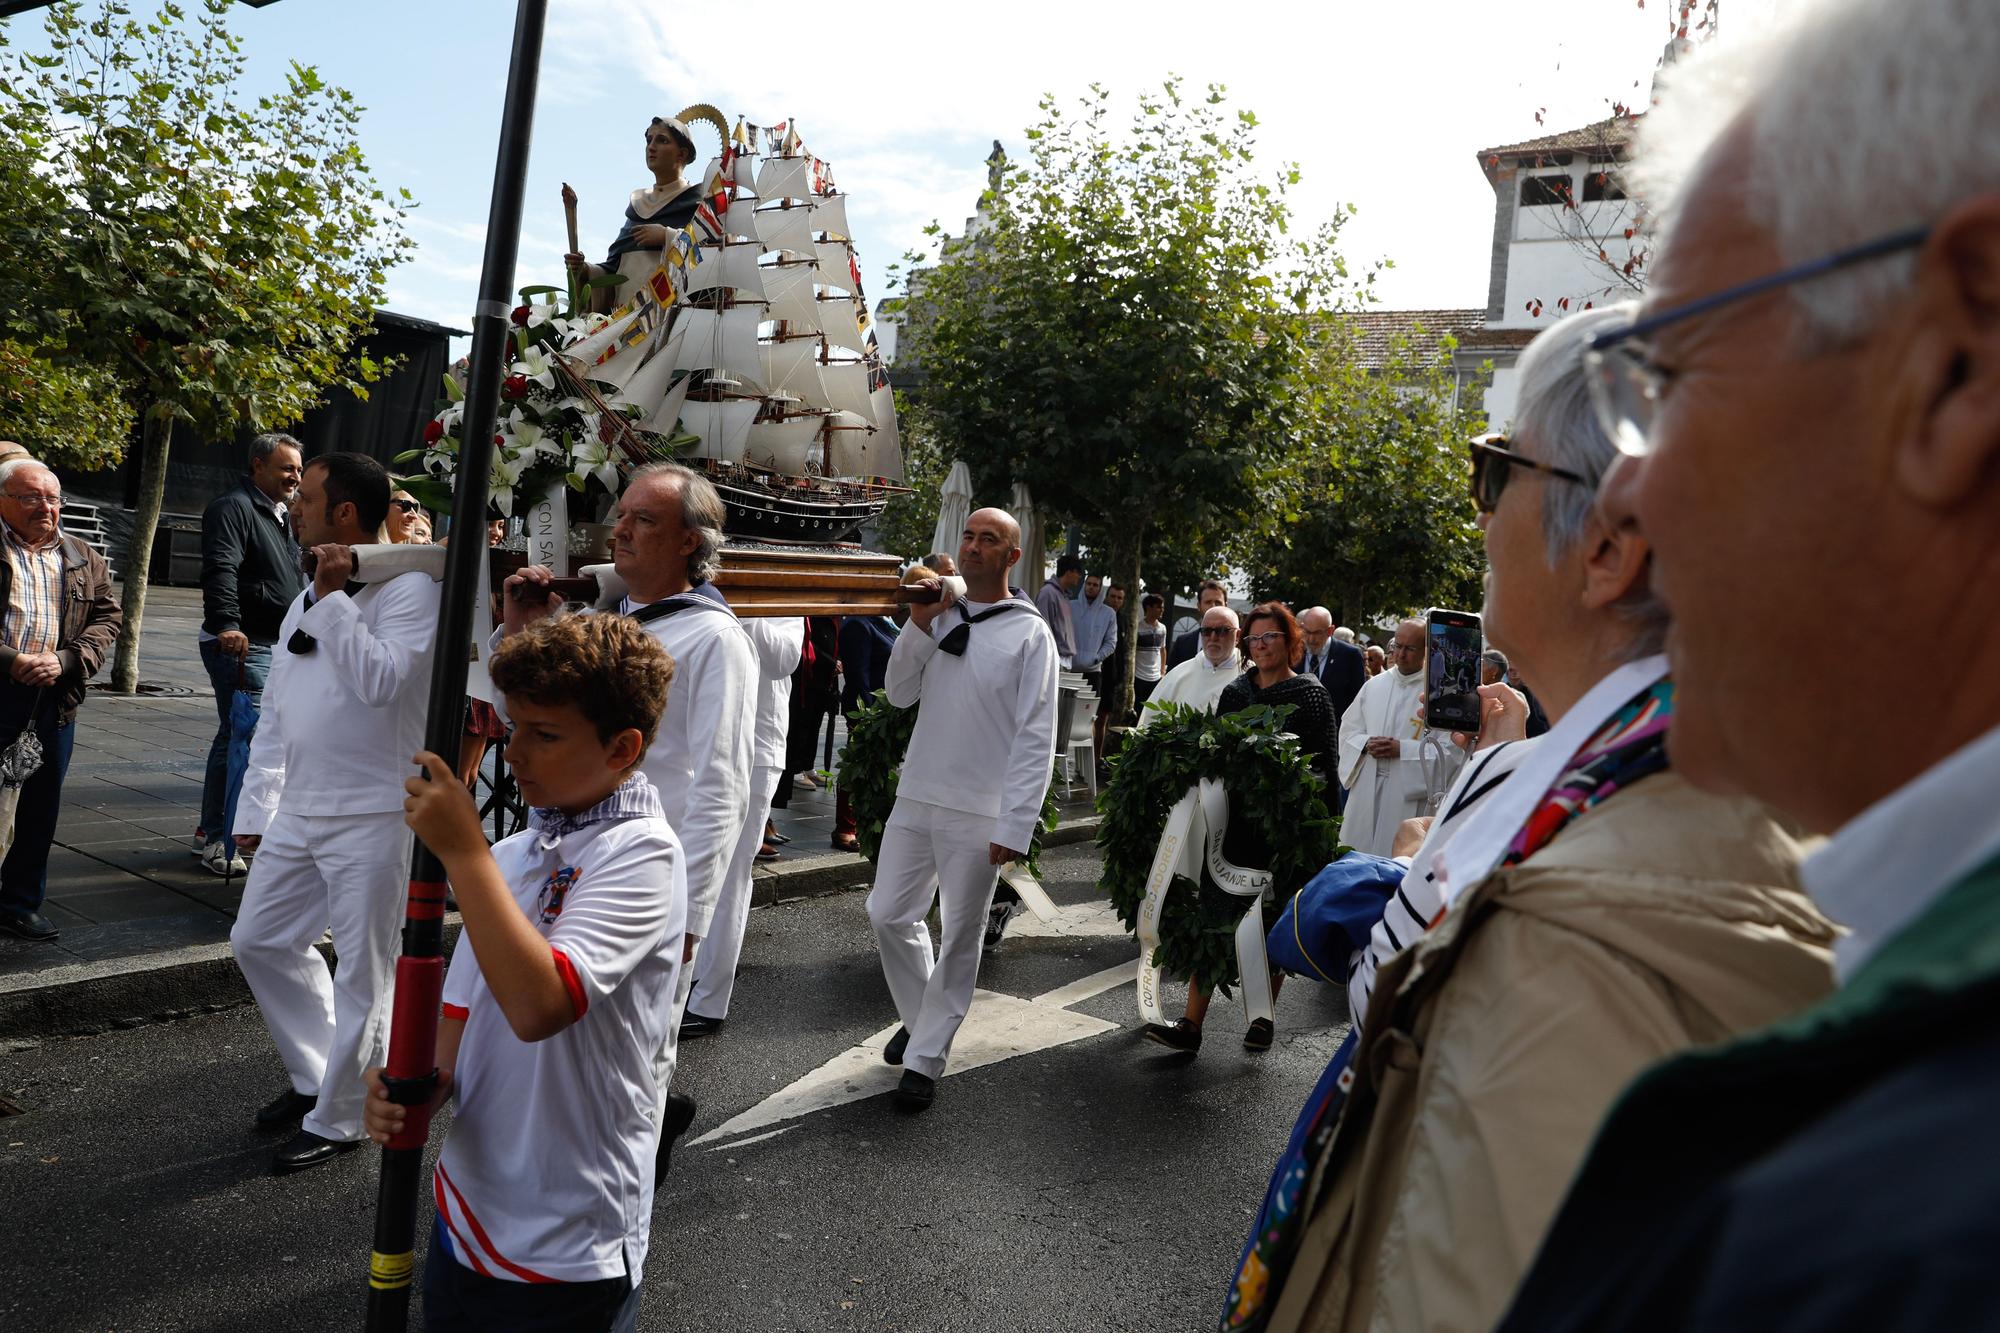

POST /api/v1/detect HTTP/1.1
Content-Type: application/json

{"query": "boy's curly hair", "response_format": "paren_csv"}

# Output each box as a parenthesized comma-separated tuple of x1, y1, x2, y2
(489, 614, 674, 753)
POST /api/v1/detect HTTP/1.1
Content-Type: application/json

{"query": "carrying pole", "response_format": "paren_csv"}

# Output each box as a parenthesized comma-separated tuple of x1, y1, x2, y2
(362, 3, 547, 1326)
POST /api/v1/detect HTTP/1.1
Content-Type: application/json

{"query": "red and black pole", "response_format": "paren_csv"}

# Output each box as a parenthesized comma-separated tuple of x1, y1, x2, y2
(364, 2, 547, 1327)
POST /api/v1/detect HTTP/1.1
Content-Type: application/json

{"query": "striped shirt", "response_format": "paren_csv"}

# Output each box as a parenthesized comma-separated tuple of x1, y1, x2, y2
(2, 524, 63, 655)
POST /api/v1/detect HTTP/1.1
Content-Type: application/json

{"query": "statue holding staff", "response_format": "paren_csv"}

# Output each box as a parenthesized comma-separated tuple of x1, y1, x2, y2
(565, 116, 704, 314)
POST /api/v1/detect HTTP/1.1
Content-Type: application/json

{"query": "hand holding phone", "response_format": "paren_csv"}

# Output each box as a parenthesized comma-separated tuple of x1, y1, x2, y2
(1424, 609, 1484, 733)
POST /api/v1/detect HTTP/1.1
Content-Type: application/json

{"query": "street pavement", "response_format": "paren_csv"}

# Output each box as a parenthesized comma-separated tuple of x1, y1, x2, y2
(0, 837, 1355, 1332)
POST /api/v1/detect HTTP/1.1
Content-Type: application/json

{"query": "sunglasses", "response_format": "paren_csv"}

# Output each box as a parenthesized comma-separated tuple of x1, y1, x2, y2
(390, 499, 422, 514)
(1197, 626, 1236, 638)
(1468, 433, 1589, 515)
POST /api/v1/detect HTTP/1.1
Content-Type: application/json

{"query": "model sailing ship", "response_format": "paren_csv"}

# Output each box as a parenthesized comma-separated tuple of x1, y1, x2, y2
(565, 109, 905, 544)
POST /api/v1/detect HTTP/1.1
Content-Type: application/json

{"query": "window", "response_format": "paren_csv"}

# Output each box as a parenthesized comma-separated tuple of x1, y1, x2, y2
(1519, 174, 1572, 208)
(1582, 167, 1628, 202)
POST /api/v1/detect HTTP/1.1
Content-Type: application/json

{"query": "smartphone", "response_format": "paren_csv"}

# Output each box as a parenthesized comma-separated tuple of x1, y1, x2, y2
(1424, 608, 1484, 732)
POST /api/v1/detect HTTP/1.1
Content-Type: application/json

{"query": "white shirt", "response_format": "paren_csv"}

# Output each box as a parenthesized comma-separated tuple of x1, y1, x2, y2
(887, 596, 1060, 853)
(739, 616, 803, 770)
(615, 593, 756, 941)
(236, 571, 440, 836)
(1138, 649, 1243, 726)
(1803, 720, 2000, 981)
(436, 783, 684, 1286)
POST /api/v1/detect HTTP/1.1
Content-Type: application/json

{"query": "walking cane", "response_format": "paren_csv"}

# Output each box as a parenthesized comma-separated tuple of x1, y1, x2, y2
(363, 4, 547, 1327)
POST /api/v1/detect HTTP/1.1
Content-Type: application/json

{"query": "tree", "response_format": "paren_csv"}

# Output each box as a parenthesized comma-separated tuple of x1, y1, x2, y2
(898, 79, 1373, 722)
(0, 0, 410, 690)
(1246, 326, 1487, 629)
(859, 395, 948, 563)
(0, 339, 135, 468)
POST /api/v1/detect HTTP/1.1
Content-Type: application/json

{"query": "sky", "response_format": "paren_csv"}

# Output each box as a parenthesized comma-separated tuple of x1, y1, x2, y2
(5, 0, 1788, 344)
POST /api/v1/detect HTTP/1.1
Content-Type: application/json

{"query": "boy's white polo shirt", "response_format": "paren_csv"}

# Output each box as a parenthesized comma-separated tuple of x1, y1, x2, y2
(435, 776, 687, 1286)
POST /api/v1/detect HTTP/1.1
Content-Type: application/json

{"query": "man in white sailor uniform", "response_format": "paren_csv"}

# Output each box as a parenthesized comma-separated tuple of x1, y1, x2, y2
(231, 451, 442, 1174)
(503, 461, 754, 1164)
(681, 613, 801, 1038)
(867, 506, 1059, 1111)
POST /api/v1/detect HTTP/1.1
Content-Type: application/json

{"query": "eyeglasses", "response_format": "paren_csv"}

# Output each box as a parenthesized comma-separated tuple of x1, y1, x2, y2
(1390, 641, 1424, 656)
(390, 499, 422, 514)
(1583, 224, 1931, 458)
(1467, 434, 1588, 515)
(1197, 626, 1235, 638)
(2, 492, 61, 509)
(1244, 631, 1285, 648)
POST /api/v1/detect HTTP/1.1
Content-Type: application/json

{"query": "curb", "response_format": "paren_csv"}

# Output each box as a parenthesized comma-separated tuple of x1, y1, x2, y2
(0, 813, 1103, 1045)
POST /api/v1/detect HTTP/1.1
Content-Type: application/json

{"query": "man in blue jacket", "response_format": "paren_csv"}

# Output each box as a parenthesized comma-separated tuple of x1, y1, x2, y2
(1493, 1, 2000, 1326)
(195, 433, 303, 875)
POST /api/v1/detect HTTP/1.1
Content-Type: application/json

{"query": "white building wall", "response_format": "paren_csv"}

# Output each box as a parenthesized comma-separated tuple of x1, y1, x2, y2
(1491, 166, 1641, 331)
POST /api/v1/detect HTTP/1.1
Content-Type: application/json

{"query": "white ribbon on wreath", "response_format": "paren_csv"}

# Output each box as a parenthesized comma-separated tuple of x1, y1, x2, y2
(1134, 777, 1275, 1027)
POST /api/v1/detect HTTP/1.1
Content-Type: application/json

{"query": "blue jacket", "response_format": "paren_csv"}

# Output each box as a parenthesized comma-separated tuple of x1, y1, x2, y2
(838, 615, 896, 717)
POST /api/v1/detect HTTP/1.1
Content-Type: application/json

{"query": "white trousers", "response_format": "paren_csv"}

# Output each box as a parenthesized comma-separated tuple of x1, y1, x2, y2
(230, 809, 411, 1143)
(688, 763, 781, 1021)
(865, 798, 1001, 1081)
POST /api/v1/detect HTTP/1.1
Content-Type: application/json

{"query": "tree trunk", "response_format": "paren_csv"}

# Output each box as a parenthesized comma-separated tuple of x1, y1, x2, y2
(111, 404, 174, 694)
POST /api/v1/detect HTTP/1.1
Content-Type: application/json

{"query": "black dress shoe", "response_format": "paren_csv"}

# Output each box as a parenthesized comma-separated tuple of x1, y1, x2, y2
(1244, 1018, 1275, 1052)
(893, 1070, 935, 1112)
(680, 1011, 723, 1040)
(272, 1130, 360, 1175)
(0, 910, 59, 942)
(655, 1093, 698, 1186)
(883, 1026, 910, 1066)
(254, 1087, 318, 1130)
(1142, 1019, 1203, 1053)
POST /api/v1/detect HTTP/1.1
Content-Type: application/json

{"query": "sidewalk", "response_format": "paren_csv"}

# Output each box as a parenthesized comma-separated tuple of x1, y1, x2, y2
(0, 586, 1101, 1039)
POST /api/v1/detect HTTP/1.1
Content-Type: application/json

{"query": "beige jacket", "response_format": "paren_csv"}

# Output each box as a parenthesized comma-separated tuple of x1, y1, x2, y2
(1266, 772, 1837, 1333)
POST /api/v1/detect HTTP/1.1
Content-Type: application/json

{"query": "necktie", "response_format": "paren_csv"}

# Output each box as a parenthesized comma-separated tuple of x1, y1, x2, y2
(287, 580, 366, 655)
(938, 601, 1032, 655)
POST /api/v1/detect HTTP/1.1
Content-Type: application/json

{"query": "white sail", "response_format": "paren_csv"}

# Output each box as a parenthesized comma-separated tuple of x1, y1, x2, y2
(638, 371, 692, 437)
(671, 306, 766, 391)
(722, 197, 760, 241)
(761, 338, 825, 404)
(762, 263, 821, 333)
(866, 383, 904, 480)
(681, 398, 760, 464)
(813, 239, 855, 293)
(562, 308, 642, 367)
(820, 359, 875, 424)
(610, 326, 685, 413)
(813, 192, 851, 241)
(754, 202, 814, 256)
(743, 414, 823, 477)
(732, 151, 758, 193)
(681, 242, 768, 300)
(755, 154, 811, 203)
(826, 416, 887, 479)
(819, 297, 868, 355)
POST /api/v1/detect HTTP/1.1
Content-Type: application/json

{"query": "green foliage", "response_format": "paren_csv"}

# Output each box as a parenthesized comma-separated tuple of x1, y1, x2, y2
(1097, 701, 1343, 995)
(837, 689, 1061, 875)
(0, 0, 411, 688)
(1247, 325, 1488, 627)
(0, 339, 135, 467)
(898, 78, 1378, 719)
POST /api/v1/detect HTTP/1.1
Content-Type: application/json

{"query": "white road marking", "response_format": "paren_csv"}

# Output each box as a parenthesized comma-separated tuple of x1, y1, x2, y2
(702, 1124, 799, 1152)
(1002, 897, 1129, 940)
(692, 952, 1140, 1149)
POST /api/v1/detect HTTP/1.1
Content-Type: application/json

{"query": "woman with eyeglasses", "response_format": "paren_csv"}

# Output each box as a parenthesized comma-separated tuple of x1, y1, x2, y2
(1144, 601, 1333, 1057)
(1230, 305, 1838, 1333)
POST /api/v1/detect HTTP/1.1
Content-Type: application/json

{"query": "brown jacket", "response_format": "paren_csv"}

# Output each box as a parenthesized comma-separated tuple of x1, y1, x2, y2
(0, 531, 123, 724)
(1266, 772, 1837, 1333)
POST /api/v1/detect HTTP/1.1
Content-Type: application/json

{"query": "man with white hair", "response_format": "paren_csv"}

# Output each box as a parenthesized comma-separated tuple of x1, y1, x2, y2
(1295, 605, 1366, 724)
(503, 462, 755, 1170)
(1334, 619, 1430, 855)
(1138, 604, 1241, 724)
(0, 458, 120, 941)
(1496, 0, 2000, 1325)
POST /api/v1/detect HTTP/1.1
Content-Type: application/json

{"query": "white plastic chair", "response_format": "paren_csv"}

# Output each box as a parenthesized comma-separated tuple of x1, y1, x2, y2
(1064, 690, 1099, 799)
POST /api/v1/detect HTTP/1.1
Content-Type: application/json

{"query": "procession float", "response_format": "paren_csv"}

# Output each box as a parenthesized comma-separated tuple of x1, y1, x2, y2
(400, 105, 911, 617)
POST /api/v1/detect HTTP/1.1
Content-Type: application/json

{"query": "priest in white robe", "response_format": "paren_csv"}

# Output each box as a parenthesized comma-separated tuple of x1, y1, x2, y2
(1337, 619, 1430, 855)
(1138, 605, 1242, 725)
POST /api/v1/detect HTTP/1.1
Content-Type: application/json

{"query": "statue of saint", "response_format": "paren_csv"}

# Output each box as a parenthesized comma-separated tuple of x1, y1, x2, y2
(566, 116, 704, 313)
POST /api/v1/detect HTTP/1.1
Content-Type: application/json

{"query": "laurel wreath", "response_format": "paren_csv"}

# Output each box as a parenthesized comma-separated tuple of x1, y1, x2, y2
(837, 691, 1061, 876)
(1097, 701, 1343, 995)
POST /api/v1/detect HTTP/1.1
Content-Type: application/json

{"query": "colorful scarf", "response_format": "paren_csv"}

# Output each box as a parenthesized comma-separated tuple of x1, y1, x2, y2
(1218, 678, 1676, 1332)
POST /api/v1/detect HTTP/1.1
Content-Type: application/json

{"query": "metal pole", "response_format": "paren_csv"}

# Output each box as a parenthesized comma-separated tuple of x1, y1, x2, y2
(363, 2, 546, 1326)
